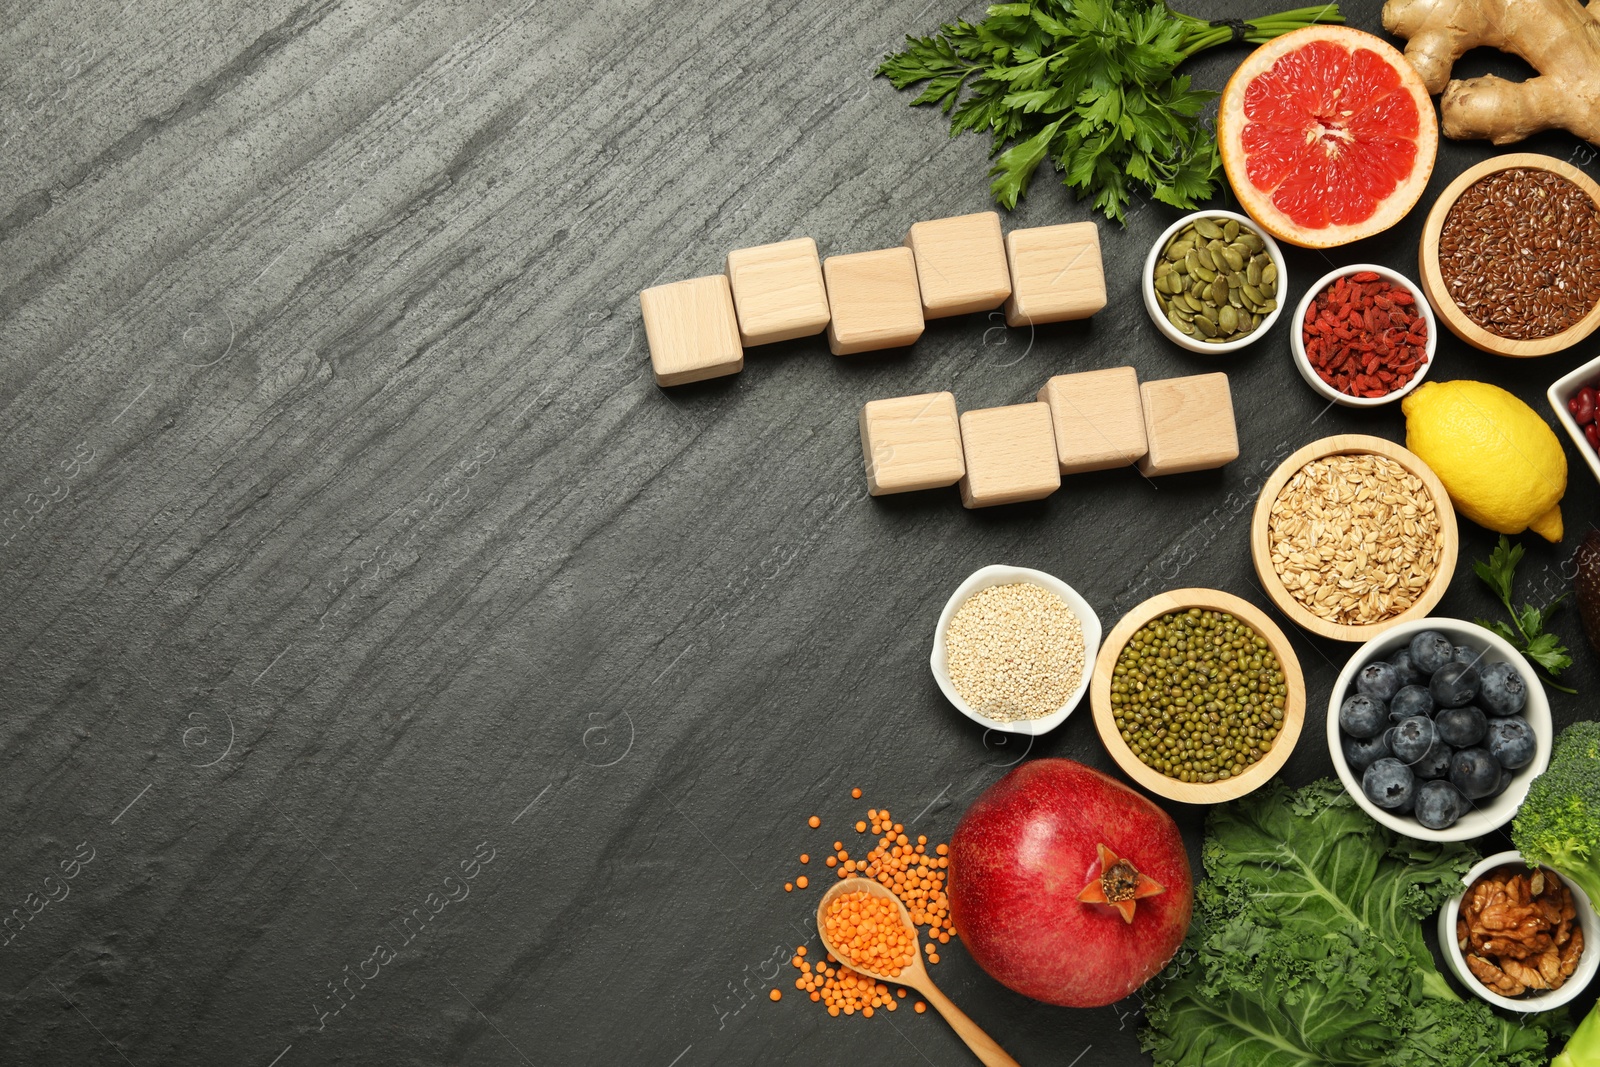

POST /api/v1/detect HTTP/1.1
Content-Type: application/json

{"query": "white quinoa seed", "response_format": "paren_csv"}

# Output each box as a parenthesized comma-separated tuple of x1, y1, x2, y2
(944, 583, 1085, 722)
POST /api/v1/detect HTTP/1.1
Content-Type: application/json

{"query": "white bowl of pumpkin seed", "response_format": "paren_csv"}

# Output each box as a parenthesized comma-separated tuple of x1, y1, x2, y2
(1143, 209, 1287, 354)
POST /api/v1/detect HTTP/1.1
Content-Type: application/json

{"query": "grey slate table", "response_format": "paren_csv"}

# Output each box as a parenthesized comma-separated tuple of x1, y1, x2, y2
(3, 0, 1598, 1063)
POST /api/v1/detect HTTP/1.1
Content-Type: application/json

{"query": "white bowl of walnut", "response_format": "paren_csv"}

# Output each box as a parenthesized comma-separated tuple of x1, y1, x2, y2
(1437, 849, 1599, 1011)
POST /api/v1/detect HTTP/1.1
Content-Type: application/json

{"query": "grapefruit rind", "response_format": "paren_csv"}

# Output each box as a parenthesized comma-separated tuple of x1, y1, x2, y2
(1219, 26, 1438, 250)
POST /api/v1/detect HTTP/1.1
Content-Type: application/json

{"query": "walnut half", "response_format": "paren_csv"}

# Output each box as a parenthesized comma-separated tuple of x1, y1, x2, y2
(1459, 865, 1584, 997)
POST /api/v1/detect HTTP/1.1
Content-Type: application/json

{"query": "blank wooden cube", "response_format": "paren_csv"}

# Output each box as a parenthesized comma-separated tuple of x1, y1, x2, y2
(725, 237, 830, 346)
(859, 392, 964, 496)
(1137, 373, 1239, 476)
(639, 275, 744, 387)
(958, 402, 1061, 508)
(1004, 222, 1107, 327)
(1036, 367, 1148, 474)
(822, 247, 924, 356)
(904, 211, 1011, 319)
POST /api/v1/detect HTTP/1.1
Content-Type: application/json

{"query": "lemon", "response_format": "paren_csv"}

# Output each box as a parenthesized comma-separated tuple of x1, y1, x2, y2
(1401, 380, 1566, 542)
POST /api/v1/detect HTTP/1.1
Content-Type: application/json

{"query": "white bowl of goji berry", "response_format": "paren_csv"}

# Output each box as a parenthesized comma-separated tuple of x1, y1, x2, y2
(1291, 263, 1438, 408)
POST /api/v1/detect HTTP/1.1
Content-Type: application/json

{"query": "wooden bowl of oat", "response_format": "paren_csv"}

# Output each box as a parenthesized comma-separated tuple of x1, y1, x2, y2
(1250, 435, 1458, 643)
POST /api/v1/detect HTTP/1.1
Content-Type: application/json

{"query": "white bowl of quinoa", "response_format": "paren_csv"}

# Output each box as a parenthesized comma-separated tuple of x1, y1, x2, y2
(930, 565, 1102, 737)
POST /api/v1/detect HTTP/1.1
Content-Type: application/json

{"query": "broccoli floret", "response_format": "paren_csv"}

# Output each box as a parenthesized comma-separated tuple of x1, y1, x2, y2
(1511, 720, 1600, 910)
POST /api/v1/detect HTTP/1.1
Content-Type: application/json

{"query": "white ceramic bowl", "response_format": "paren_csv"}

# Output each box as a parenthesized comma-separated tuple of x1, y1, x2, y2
(1290, 263, 1438, 408)
(1437, 850, 1599, 1012)
(1142, 209, 1287, 354)
(930, 565, 1102, 737)
(1327, 618, 1551, 842)
(1547, 350, 1600, 487)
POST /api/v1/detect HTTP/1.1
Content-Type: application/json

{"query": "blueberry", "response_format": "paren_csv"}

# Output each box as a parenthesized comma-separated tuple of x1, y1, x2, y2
(1478, 661, 1528, 717)
(1390, 716, 1438, 764)
(1485, 767, 1515, 800)
(1339, 694, 1388, 738)
(1450, 747, 1502, 800)
(1486, 717, 1537, 770)
(1388, 647, 1426, 687)
(1364, 758, 1416, 811)
(1410, 630, 1455, 675)
(1413, 740, 1453, 780)
(1357, 661, 1404, 702)
(1435, 705, 1488, 747)
(1415, 780, 1467, 830)
(1389, 685, 1435, 722)
(1342, 732, 1392, 774)
(1453, 645, 1484, 667)
(1429, 662, 1481, 708)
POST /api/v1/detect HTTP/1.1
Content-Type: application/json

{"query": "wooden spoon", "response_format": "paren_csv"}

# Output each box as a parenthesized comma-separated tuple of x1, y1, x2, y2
(816, 877, 1020, 1067)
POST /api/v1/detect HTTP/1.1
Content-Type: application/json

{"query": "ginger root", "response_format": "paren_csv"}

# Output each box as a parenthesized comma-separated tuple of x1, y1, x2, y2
(1382, 0, 1600, 146)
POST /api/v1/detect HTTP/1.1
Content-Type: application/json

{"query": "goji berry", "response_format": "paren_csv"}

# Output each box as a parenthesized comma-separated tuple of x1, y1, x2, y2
(1302, 274, 1428, 399)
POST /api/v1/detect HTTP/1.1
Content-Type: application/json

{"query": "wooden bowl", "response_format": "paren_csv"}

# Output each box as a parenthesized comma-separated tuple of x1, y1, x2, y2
(1418, 153, 1600, 357)
(1250, 434, 1459, 643)
(1089, 587, 1305, 805)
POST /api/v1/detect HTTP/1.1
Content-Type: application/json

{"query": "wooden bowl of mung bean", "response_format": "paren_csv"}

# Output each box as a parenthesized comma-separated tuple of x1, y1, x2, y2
(1089, 587, 1305, 805)
(1250, 434, 1459, 643)
(1418, 153, 1600, 358)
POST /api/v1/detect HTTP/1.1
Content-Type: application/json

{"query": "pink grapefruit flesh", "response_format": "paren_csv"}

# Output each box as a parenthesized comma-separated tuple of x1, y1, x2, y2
(1219, 26, 1437, 248)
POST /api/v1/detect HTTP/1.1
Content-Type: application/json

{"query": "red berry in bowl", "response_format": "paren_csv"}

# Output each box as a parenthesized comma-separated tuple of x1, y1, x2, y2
(1573, 387, 1598, 425)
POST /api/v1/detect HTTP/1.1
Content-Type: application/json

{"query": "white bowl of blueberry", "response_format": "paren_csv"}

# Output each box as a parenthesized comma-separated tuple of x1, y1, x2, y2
(1326, 618, 1552, 841)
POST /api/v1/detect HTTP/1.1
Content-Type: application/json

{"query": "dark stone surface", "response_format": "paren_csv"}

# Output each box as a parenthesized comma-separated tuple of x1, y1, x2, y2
(2, 0, 1597, 1063)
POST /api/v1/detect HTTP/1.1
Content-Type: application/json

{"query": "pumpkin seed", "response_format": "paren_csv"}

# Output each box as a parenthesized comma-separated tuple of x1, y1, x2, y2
(1261, 261, 1278, 287)
(1153, 217, 1275, 342)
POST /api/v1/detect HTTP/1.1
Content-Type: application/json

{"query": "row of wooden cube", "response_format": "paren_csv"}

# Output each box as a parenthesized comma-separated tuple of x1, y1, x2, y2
(861, 369, 1239, 508)
(639, 213, 1107, 387)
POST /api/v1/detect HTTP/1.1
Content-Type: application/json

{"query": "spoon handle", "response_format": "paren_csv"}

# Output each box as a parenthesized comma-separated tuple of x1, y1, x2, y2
(920, 980, 1021, 1067)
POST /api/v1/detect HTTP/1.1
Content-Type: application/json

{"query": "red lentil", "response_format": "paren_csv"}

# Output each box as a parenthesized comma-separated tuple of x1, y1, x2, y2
(783, 800, 957, 1023)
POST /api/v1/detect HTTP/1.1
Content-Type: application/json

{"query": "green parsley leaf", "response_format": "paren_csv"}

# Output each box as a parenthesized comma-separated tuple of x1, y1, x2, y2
(1525, 632, 1575, 675)
(1472, 537, 1576, 694)
(876, 0, 1344, 221)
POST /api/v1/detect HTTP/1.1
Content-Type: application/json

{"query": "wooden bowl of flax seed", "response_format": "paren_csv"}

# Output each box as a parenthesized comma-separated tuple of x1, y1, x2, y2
(1250, 435, 1459, 643)
(1419, 153, 1600, 357)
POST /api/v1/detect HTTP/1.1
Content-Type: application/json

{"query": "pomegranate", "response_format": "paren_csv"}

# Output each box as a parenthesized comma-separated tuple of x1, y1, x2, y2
(947, 759, 1192, 1007)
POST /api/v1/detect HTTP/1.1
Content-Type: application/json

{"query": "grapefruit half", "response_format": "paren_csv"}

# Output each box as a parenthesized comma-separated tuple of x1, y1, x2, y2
(1218, 26, 1437, 249)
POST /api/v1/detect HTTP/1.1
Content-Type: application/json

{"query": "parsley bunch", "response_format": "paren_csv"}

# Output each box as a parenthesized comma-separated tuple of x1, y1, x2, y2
(877, 0, 1343, 222)
(1474, 536, 1576, 694)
